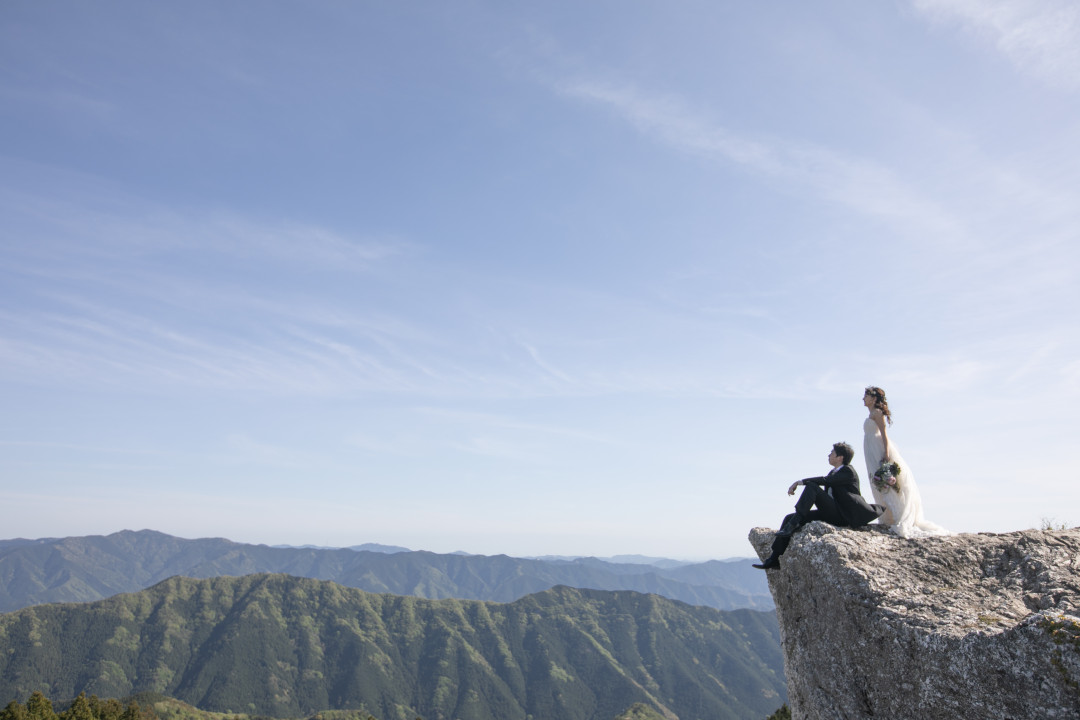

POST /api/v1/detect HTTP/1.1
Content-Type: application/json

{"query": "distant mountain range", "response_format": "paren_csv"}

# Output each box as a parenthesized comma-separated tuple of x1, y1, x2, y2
(0, 574, 785, 720)
(0, 530, 770, 614)
(525, 554, 696, 569)
(272, 543, 412, 554)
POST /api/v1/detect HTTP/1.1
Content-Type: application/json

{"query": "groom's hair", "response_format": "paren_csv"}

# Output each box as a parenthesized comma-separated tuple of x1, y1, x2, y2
(833, 442, 854, 465)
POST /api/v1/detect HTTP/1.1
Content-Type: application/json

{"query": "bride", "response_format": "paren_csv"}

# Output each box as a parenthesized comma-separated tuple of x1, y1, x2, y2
(862, 386, 949, 538)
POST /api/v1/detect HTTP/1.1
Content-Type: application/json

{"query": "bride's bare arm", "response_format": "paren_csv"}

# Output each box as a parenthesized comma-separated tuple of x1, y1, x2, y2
(872, 409, 890, 460)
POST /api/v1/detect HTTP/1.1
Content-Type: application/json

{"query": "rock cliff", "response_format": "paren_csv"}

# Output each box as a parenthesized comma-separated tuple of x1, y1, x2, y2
(749, 523, 1080, 719)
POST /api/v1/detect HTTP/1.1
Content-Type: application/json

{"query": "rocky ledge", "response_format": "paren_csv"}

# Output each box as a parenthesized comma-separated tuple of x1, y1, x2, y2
(749, 523, 1080, 719)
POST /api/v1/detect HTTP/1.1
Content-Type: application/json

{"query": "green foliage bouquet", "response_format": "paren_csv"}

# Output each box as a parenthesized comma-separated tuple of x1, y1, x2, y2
(872, 460, 902, 493)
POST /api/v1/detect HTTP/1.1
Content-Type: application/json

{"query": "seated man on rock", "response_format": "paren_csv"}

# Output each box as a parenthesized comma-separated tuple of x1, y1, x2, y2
(753, 441, 885, 570)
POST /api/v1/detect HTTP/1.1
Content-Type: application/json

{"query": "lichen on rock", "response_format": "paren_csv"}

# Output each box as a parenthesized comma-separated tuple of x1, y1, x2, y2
(748, 523, 1080, 719)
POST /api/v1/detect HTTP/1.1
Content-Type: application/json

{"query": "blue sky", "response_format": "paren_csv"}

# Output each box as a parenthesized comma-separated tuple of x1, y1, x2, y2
(2, 1, 1078, 559)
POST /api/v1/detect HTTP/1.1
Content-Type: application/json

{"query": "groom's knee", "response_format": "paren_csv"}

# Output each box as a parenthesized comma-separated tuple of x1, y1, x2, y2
(794, 484, 822, 514)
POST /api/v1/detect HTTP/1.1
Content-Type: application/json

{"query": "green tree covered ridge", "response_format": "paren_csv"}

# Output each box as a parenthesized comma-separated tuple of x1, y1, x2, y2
(0, 575, 783, 720)
(6, 691, 788, 720)
(1, 692, 157, 720)
(1, 692, 363, 720)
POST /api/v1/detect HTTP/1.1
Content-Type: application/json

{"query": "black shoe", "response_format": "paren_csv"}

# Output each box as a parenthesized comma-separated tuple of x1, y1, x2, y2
(752, 555, 780, 570)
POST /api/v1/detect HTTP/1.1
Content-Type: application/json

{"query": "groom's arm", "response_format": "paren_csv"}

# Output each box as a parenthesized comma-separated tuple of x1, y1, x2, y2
(799, 474, 832, 487)
(800, 466, 856, 489)
(789, 475, 827, 495)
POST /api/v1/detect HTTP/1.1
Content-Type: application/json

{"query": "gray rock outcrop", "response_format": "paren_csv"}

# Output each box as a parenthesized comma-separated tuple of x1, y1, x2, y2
(749, 523, 1080, 719)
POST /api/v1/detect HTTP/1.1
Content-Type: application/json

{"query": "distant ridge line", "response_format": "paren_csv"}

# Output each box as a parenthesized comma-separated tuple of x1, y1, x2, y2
(0, 529, 772, 614)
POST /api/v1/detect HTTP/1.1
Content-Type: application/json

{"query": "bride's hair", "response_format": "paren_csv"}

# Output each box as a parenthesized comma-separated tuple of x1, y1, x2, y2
(865, 386, 893, 425)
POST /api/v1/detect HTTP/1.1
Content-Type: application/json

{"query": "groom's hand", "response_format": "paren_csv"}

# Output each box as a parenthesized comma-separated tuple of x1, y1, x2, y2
(787, 481, 801, 496)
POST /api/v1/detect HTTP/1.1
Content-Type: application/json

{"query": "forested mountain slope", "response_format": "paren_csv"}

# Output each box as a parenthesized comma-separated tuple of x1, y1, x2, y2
(0, 574, 784, 720)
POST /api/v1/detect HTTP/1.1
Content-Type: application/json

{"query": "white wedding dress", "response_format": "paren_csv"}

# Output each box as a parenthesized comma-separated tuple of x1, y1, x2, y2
(863, 417, 949, 538)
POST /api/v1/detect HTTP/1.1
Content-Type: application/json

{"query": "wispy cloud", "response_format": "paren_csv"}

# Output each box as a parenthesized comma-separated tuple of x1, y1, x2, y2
(0, 173, 438, 394)
(1064, 358, 1080, 392)
(1004, 341, 1061, 385)
(516, 339, 575, 386)
(203, 215, 405, 269)
(0, 168, 407, 273)
(0, 87, 117, 122)
(910, 0, 1080, 90)
(416, 406, 616, 444)
(220, 434, 326, 468)
(0, 298, 436, 395)
(346, 406, 617, 464)
(556, 79, 961, 238)
(861, 354, 989, 392)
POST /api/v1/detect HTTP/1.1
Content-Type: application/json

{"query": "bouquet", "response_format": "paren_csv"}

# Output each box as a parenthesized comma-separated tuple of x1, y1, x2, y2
(872, 460, 902, 493)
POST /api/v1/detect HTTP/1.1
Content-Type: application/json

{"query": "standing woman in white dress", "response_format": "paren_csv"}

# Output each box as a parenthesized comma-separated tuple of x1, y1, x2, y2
(862, 387, 949, 538)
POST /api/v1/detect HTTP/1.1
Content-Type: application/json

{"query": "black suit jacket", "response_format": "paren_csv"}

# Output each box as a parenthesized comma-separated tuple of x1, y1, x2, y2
(801, 464, 883, 527)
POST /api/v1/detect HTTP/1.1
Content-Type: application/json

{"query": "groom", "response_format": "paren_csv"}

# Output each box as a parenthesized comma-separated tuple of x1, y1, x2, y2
(753, 442, 884, 570)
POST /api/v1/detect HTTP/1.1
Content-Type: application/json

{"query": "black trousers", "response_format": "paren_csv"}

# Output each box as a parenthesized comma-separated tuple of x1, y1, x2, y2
(770, 483, 849, 557)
